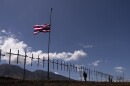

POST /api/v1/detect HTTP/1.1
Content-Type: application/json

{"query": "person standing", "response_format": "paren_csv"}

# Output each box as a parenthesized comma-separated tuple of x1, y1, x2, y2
(83, 71, 87, 82)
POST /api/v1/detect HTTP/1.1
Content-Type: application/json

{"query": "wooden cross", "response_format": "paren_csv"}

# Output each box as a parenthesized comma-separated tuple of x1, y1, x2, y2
(16, 50, 19, 64)
(95, 70, 98, 82)
(0, 49, 5, 63)
(52, 59, 55, 69)
(60, 61, 62, 71)
(72, 64, 75, 72)
(29, 54, 35, 66)
(104, 74, 107, 82)
(101, 72, 103, 82)
(82, 66, 85, 71)
(88, 69, 91, 81)
(69, 63, 72, 71)
(67, 63, 68, 71)
(56, 60, 59, 70)
(36, 55, 40, 67)
(8, 49, 11, 64)
(23, 52, 27, 80)
(63, 62, 66, 71)
(42, 57, 46, 68)
(75, 66, 78, 73)
(80, 66, 82, 71)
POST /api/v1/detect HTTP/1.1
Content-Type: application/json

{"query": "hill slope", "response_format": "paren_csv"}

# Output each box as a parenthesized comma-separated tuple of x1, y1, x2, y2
(0, 78, 130, 86)
(0, 64, 70, 80)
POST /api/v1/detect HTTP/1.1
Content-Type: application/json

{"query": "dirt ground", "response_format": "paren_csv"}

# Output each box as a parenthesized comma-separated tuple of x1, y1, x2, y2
(0, 78, 130, 86)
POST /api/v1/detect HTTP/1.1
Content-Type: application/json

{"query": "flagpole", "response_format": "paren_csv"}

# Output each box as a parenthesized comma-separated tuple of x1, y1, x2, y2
(47, 8, 53, 80)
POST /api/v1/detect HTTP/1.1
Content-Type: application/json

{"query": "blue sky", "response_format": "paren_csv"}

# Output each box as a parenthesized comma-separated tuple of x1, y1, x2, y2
(0, 0, 130, 81)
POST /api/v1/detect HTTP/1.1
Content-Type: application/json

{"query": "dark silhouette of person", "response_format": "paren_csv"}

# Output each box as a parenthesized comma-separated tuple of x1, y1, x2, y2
(108, 76, 112, 82)
(108, 76, 111, 82)
(83, 71, 87, 82)
(111, 78, 113, 82)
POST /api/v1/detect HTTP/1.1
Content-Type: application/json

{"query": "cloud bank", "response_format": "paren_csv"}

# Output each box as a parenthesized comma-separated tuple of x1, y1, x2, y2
(0, 30, 87, 64)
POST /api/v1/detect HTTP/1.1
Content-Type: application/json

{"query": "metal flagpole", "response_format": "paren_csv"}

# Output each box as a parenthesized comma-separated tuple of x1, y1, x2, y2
(47, 8, 53, 80)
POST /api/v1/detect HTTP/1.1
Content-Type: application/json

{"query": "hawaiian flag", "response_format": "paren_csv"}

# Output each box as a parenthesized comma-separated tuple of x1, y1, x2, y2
(34, 24, 50, 35)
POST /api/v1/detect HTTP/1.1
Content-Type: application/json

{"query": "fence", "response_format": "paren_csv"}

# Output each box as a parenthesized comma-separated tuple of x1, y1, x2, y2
(0, 49, 114, 82)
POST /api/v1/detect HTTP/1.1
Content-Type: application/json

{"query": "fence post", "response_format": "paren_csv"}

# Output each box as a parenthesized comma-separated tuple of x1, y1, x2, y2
(0, 49, 1, 63)
(75, 66, 77, 73)
(69, 63, 71, 79)
(100, 72, 102, 82)
(30, 54, 34, 66)
(23, 52, 27, 80)
(56, 60, 58, 70)
(42, 57, 45, 68)
(52, 59, 54, 69)
(67, 63, 68, 71)
(91, 70, 93, 81)
(64, 62, 65, 71)
(93, 71, 95, 82)
(36, 55, 40, 67)
(60, 61, 62, 71)
(88, 69, 90, 81)
(96, 71, 98, 82)
(72, 64, 75, 72)
(83, 66, 85, 72)
(0, 49, 4, 63)
(17, 50, 19, 64)
(105, 74, 107, 82)
(8, 49, 12, 64)
(70, 63, 72, 71)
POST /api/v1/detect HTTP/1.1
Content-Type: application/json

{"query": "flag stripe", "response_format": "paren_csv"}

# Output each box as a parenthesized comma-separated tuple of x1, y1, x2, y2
(34, 30, 50, 32)
(34, 31, 39, 35)
(34, 29, 50, 32)
(34, 26, 43, 28)
(34, 28, 43, 30)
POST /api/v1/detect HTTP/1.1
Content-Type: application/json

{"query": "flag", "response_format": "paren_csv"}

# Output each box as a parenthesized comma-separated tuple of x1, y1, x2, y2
(34, 24, 50, 35)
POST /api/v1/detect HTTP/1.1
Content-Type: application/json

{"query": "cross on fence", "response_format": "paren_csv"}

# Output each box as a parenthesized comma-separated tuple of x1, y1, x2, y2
(36, 55, 40, 67)
(0, 49, 5, 62)
(30, 54, 35, 66)
(56, 60, 58, 70)
(60, 61, 63, 71)
(0, 49, 115, 82)
(8, 49, 11, 64)
(16, 50, 19, 64)
(42, 57, 45, 68)
(23, 52, 27, 80)
(52, 59, 55, 69)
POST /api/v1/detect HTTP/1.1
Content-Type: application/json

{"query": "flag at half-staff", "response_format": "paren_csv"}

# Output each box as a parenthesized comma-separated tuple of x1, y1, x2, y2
(33, 8, 53, 80)
(34, 23, 50, 35)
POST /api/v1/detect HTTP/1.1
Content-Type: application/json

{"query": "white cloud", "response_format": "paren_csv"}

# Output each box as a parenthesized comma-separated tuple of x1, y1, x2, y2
(80, 44, 93, 48)
(91, 60, 102, 67)
(114, 67, 125, 73)
(1, 30, 6, 33)
(0, 30, 87, 64)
